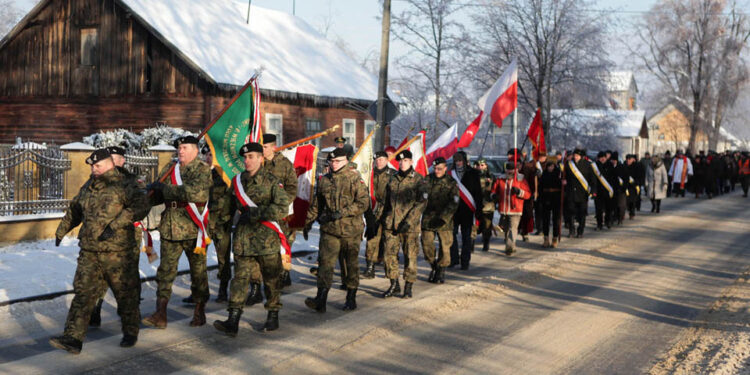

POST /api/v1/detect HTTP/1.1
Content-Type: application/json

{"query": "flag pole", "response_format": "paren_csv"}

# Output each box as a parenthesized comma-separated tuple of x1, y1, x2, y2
(478, 117, 493, 157)
(274, 125, 340, 152)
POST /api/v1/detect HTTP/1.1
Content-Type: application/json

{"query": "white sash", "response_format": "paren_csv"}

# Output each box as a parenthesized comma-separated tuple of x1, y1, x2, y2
(568, 160, 590, 194)
(172, 162, 210, 254)
(590, 161, 613, 198)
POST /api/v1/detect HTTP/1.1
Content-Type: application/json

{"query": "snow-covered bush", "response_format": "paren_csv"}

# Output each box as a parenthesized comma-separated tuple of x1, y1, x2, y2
(140, 125, 197, 149)
(82, 129, 143, 150)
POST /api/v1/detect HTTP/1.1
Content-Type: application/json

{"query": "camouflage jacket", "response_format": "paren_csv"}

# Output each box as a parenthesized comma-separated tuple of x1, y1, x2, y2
(478, 170, 496, 213)
(382, 168, 428, 233)
(230, 169, 290, 256)
(306, 165, 369, 237)
(56, 168, 149, 252)
(152, 158, 211, 241)
(208, 168, 233, 232)
(371, 166, 395, 220)
(263, 152, 298, 204)
(421, 173, 459, 231)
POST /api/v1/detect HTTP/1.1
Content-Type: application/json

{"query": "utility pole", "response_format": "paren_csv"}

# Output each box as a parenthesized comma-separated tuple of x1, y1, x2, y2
(293, 0, 296, 15)
(374, 0, 391, 151)
(246, 0, 252, 24)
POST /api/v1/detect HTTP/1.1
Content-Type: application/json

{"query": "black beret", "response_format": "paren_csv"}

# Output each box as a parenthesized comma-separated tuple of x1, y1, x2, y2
(573, 148, 586, 156)
(330, 147, 349, 158)
(454, 151, 467, 161)
(334, 136, 346, 144)
(396, 150, 412, 160)
(597, 151, 607, 158)
(611, 151, 619, 160)
(107, 146, 126, 156)
(262, 134, 276, 144)
(432, 157, 447, 166)
(626, 154, 636, 159)
(173, 135, 199, 148)
(239, 142, 263, 156)
(506, 148, 521, 156)
(86, 148, 111, 165)
(374, 151, 388, 159)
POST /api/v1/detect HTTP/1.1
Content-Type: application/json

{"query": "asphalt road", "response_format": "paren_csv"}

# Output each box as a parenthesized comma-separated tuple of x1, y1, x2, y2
(1, 191, 748, 374)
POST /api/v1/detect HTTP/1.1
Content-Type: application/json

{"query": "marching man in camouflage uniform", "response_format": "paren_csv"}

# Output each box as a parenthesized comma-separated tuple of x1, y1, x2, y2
(214, 142, 290, 336)
(363, 150, 395, 278)
(476, 158, 496, 252)
(421, 157, 459, 284)
(50, 148, 149, 354)
(204, 145, 233, 303)
(381, 150, 428, 298)
(260, 134, 297, 290)
(143, 136, 212, 329)
(304, 147, 369, 312)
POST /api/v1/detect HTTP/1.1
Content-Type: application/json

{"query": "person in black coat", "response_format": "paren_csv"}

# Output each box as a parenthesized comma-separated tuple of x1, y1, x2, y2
(592, 151, 615, 230)
(450, 151, 482, 270)
(610, 152, 629, 225)
(625, 154, 640, 219)
(564, 148, 597, 238)
(539, 160, 563, 248)
(692, 155, 705, 198)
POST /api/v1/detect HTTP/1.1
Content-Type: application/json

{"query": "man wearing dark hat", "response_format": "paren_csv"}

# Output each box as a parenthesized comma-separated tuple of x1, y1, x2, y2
(50, 148, 149, 353)
(260, 134, 297, 290)
(381, 150, 428, 298)
(564, 148, 597, 238)
(143, 135, 212, 329)
(214, 142, 291, 336)
(592, 151, 614, 230)
(475, 158, 496, 251)
(625, 154, 641, 219)
(335, 136, 347, 149)
(421, 157, 459, 283)
(363, 150, 396, 278)
(609, 152, 628, 225)
(493, 153, 532, 255)
(450, 150, 482, 270)
(303, 147, 369, 313)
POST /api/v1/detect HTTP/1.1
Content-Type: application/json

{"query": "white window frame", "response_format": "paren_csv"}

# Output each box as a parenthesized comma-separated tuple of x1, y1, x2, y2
(364, 120, 376, 138)
(342, 118, 357, 146)
(265, 113, 283, 146)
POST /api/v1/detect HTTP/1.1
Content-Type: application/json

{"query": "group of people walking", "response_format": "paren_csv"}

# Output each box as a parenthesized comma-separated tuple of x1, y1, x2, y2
(48, 134, 750, 354)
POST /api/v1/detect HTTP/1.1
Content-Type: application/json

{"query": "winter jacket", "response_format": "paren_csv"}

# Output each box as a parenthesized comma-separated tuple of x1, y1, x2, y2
(493, 173, 531, 215)
(645, 162, 668, 200)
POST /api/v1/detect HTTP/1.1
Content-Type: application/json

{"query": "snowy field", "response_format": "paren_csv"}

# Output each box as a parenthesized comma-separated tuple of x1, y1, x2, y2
(0, 228, 321, 305)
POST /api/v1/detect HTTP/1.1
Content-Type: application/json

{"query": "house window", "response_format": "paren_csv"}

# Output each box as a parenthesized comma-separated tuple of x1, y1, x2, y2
(343, 118, 356, 146)
(306, 119, 322, 147)
(658, 134, 665, 140)
(80, 28, 98, 66)
(364, 120, 376, 137)
(265, 114, 283, 146)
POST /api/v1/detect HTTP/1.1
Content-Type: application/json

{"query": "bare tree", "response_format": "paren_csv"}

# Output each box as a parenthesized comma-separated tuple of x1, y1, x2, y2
(390, 0, 466, 134)
(464, 0, 612, 139)
(0, 0, 22, 38)
(632, 0, 749, 153)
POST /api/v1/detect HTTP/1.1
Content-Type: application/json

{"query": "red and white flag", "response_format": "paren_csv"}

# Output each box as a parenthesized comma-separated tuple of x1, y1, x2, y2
(477, 58, 518, 129)
(391, 130, 428, 176)
(457, 112, 482, 148)
(425, 123, 458, 165)
(281, 144, 319, 229)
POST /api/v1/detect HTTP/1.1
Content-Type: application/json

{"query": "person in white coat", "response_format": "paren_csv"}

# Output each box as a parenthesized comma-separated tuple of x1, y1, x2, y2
(668, 150, 693, 197)
(646, 155, 669, 213)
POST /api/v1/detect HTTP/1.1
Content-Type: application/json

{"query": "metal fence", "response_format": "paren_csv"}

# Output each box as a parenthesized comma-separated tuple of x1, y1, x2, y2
(124, 150, 159, 183)
(0, 141, 71, 216)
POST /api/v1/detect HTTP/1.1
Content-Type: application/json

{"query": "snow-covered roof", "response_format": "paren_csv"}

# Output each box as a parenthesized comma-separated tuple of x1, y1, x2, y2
(605, 71, 636, 93)
(551, 109, 647, 138)
(117, 0, 398, 103)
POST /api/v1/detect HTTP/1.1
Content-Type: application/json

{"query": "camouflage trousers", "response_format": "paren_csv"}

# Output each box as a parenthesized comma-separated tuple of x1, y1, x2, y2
(421, 230, 453, 267)
(156, 239, 209, 303)
(383, 230, 420, 283)
(211, 222, 232, 282)
(318, 233, 361, 290)
(64, 250, 140, 341)
(229, 253, 282, 311)
(365, 224, 385, 263)
(248, 221, 294, 285)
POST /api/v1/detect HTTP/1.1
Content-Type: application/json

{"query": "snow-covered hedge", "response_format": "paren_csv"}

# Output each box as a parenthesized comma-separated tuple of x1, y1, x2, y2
(82, 125, 198, 151)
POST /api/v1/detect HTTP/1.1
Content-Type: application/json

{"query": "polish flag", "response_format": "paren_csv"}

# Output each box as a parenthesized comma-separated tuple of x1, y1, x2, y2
(281, 144, 319, 229)
(477, 58, 518, 129)
(391, 130, 428, 176)
(425, 123, 458, 165)
(457, 112, 482, 148)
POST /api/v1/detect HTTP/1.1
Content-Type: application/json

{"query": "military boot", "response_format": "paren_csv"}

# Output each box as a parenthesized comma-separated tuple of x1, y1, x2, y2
(428, 263, 437, 283)
(343, 288, 357, 311)
(49, 335, 82, 354)
(436, 267, 446, 284)
(120, 334, 137, 348)
(213, 308, 242, 337)
(542, 236, 550, 248)
(551, 237, 559, 248)
(576, 226, 584, 238)
(142, 297, 168, 329)
(402, 282, 413, 299)
(305, 287, 329, 313)
(245, 283, 263, 306)
(363, 261, 375, 279)
(182, 294, 195, 304)
(281, 270, 292, 288)
(264, 311, 279, 331)
(189, 302, 206, 327)
(216, 279, 229, 303)
(482, 236, 490, 252)
(382, 279, 401, 298)
(89, 299, 103, 327)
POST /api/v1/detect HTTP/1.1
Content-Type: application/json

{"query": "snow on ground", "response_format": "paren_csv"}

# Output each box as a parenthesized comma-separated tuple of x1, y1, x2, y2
(0, 228, 320, 305)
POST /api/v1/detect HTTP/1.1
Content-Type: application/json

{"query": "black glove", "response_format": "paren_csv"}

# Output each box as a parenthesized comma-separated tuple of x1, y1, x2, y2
(147, 182, 165, 192)
(55, 237, 61, 247)
(239, 207, 260, 223)
(98, 226, 114, 241)
(510, 186, 521, 196)
(428, 217, 445, 229)
(396, 221, 410, 234)
(317, 212, 331, 225)
(303, 224, 311, 241)
(330, 211, 342, 221)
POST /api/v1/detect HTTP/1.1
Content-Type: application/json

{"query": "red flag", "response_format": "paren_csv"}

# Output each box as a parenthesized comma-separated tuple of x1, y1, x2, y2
(457, 112, 482, 148)
(477, 59, 518, 129)
(280, 144, 318, 229)
(527, 108, 546, 160)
